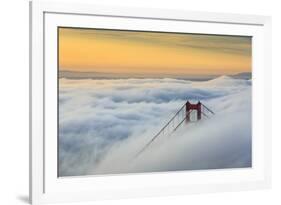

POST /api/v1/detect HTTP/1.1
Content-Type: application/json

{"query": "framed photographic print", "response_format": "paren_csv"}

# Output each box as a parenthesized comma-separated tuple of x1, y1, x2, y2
(29, 0, 271, 204)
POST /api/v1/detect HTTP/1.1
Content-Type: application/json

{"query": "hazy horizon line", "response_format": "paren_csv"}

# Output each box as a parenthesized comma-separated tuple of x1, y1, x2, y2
(59, 70, 251, 81)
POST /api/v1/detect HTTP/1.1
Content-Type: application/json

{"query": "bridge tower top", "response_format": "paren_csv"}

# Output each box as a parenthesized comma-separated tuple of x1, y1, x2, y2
(185, 101, 202, 122)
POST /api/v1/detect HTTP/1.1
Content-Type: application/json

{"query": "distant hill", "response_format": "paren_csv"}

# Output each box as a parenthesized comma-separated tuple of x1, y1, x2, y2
(59, 70, 115, 79)
(59, 70, 216, 81)
(193, 75, 251, 88)
(59, 70, 251, 81)
(231, 72, 252, 80)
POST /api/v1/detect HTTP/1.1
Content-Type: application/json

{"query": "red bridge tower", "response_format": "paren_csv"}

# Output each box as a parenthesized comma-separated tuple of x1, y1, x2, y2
(185, 101, 202, 122)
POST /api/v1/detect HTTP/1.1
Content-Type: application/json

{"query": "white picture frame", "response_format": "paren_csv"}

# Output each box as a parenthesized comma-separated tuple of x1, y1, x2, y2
(29, 0, 272, 204)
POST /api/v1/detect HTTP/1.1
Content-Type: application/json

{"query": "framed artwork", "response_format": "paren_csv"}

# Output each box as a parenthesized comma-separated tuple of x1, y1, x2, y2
(30, 1, 271, 204)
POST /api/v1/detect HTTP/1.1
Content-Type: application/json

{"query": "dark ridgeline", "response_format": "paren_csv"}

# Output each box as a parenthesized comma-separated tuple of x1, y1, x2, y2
(59, 70, 251, 81)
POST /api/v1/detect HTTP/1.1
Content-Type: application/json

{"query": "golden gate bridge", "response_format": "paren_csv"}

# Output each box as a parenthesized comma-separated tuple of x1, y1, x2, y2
(135, 101, 215, 157)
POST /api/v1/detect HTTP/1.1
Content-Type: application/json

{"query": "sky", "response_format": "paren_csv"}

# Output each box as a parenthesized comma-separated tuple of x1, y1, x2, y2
(58, 27, 252, 77)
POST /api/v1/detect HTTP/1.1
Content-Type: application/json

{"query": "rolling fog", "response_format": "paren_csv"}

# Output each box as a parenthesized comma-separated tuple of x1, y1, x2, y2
(58, 76, 252, 176)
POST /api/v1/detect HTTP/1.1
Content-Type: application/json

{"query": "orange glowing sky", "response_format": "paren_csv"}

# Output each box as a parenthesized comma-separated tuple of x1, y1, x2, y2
(59, 27, 251, 76)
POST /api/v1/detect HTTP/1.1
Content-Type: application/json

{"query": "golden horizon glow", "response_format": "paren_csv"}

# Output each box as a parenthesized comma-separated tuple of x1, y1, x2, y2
(59, 28, 251, 76)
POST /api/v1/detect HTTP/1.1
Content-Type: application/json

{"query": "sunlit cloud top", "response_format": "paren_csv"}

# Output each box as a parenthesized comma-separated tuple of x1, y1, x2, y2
(59, 27, 252, 76)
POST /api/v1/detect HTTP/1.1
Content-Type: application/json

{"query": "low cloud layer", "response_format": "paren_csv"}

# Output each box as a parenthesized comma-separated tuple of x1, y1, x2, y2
(59, 76, 251, 176)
